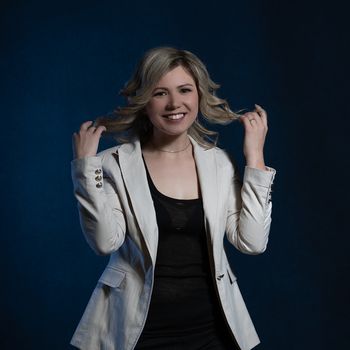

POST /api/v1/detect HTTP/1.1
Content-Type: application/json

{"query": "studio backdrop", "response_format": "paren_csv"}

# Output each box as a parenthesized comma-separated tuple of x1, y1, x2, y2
(1, 0, 348, 349)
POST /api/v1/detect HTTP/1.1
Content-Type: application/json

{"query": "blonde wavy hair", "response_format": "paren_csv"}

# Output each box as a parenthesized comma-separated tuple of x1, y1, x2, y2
(96, 46, 241, 148)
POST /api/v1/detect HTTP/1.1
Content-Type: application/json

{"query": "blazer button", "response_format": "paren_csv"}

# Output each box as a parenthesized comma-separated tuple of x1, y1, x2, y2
(96, 182, 102, 188)
(95, 175, 102, 181)
(268, 193, 272, 202)
(95, 169, 102, 175)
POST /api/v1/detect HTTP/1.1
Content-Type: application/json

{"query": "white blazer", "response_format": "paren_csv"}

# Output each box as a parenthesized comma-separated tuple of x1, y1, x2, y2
(70, 136, 276, 350)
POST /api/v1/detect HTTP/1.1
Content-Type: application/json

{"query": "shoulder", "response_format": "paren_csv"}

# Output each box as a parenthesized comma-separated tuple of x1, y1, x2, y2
(97, 141, 134, 161)
(97, 140, 139, 170)
(212, 145, 235, 170)
(94, 143, 129, 178)
(212, 145, 241, 180)
(195, 140, 236, 175)
(191, 135, 235, 168)
(97, 145, 121, 158)
(96, 144, 125, 173)
(96, 145, 119, 163)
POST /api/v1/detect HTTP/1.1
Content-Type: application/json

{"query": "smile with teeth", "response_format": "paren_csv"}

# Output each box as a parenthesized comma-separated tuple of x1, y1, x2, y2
(163, 113, 186, 120)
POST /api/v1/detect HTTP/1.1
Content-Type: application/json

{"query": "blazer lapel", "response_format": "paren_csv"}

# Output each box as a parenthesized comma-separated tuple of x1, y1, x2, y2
(190, 136, 218, 243)
(117, 140, 159, 265)
(116, 136, 219, 264)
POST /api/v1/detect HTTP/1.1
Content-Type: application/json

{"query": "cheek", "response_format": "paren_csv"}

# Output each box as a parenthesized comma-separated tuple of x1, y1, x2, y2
(145, 102, 153, 115)
(145, 103, 161, 127)
(189, 96, 199, 113)
(189, 92, 199, 108)
(145, 100, 163, 116)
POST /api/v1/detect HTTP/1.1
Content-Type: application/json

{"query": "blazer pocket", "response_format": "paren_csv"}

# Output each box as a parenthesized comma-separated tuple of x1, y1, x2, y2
(98, 266, 126, 288)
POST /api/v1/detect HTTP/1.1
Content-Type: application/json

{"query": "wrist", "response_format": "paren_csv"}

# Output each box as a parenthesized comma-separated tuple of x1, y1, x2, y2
(245, 154, 266, 170)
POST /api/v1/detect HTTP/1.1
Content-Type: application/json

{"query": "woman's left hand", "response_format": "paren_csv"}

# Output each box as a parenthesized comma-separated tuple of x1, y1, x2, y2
(239, 104, 268, 170)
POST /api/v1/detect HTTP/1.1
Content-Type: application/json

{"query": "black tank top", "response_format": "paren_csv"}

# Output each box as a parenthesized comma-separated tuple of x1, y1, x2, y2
(135, 156, 236, 350)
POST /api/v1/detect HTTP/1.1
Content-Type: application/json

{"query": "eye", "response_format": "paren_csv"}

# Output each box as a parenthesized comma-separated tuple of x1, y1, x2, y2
(180, 88, 192, 93)
(153, 91, 167, 97)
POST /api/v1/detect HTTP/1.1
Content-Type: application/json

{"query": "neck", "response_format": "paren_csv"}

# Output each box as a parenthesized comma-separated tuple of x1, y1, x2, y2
(150, 132, 190, 152)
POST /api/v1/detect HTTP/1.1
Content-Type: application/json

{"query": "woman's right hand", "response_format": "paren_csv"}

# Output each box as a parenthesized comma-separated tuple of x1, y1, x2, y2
(72, 121, 106, 159)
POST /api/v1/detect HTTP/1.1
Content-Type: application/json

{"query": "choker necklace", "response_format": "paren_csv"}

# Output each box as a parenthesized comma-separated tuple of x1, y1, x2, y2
(152, 141, 191, 153)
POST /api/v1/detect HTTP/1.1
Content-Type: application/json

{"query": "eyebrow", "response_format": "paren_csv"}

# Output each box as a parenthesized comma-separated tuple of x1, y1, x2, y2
(153, 83, 194, 90)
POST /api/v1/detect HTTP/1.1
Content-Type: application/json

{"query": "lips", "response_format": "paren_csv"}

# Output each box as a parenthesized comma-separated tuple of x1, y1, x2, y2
(162, 113, 186, 120)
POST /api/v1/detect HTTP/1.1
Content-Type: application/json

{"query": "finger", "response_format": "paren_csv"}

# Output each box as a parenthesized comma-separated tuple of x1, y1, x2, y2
(244, 112, 262, 128)
(254, 104, 268, 127)
(80, 120, 94, 131)
(87, 125, 97, 134)
(245, 111, 259, 119)
(253, 111, 266, 128)
(240, 115, 254, 130)
(254, 103, 266, 116)
(72, 132, 81, 145)
(94, 125, 107, 137)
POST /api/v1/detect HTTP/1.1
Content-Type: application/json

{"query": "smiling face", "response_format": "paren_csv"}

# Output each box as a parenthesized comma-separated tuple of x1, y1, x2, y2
(145, 65, 199, 139)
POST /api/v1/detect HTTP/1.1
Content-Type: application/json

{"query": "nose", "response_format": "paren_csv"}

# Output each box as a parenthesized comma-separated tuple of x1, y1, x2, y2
(165, 92, 181, 110)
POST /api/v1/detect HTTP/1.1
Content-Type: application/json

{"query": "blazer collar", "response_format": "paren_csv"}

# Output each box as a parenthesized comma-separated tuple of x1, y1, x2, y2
(117, 136, 218, 264)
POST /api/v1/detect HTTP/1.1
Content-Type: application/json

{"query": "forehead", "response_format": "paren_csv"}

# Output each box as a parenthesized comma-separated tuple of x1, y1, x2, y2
(155, 65, 195, 87)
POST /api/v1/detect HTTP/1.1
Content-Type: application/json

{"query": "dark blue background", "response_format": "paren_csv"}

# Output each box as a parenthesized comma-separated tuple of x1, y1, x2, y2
(1, 0, 348, 349)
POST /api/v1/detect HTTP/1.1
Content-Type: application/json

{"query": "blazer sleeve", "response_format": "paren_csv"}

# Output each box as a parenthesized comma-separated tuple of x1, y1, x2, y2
(71, 154, 126, 255)
(225, 164, 276, 255)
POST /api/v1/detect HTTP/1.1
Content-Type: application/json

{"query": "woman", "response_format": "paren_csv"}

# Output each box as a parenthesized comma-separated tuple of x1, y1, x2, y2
(71, 47, 276, 350)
